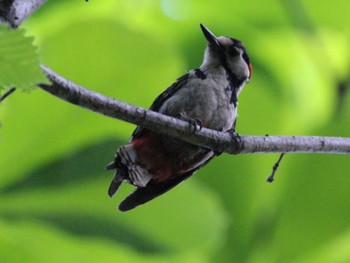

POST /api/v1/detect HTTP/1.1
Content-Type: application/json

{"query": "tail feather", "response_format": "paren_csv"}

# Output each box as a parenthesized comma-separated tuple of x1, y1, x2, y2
(108, 171, 123, 197)
(107, 143, 153, 198)
(118, 144, 152, 187)
(118, 170, 193, 212)
(118, 150, 216, 211)
(106, 160, 117, 170)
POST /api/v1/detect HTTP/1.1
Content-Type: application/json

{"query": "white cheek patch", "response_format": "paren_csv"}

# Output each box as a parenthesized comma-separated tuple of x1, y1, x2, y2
(231, 55, 250, 80)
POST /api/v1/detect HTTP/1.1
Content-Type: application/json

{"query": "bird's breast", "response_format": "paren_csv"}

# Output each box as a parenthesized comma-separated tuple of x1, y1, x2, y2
(159, 75, 236, 131)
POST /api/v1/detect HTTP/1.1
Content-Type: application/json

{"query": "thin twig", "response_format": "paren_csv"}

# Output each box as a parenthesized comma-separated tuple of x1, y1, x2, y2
(38, 65, 350, 155)
(0, 87, 16, 103)
(266, 153, 285, 183)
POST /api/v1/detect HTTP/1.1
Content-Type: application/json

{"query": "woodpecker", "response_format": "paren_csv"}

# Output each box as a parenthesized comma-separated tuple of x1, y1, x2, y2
(107, 24, 252, 211)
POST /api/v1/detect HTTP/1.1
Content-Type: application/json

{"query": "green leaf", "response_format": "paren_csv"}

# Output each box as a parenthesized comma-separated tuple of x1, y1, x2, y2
(0, 24, 47, 92)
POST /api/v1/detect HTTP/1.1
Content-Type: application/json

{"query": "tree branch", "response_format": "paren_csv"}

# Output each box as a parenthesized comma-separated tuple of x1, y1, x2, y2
(38, 65, 350, 155)
(0, 0, 46, 28)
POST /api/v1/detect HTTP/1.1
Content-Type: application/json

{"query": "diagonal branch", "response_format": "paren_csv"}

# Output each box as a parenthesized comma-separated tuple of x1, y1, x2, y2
(38, 64, 350, 155)
(0, 0, 46, 28)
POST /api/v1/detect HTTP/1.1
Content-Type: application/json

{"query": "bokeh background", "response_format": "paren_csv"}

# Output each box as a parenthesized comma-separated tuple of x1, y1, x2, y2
(1, 0, 350, 262)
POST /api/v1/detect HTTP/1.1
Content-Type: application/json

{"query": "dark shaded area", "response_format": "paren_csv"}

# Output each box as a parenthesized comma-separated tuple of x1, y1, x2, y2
(335, 75, 350, 117)
(249, 210, 280, 255)
(0, 138, 167, 253)
(281, 0, 316, 33)
(194, 68, 206, 80)
(1, 213, 165, 253)
(1, 139, 119, 194)
(0, 0, 14, 13)
(0, 0, 13, 23)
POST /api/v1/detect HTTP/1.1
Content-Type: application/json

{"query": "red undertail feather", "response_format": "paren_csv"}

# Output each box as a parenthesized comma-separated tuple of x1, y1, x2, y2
(130, 133, 174, 181)
(108, 131, 215, 211)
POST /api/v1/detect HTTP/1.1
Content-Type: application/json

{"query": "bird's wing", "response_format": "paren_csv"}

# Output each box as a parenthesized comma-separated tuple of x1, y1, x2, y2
(129, 73, 190, 142)
(118, 152, 215, 212)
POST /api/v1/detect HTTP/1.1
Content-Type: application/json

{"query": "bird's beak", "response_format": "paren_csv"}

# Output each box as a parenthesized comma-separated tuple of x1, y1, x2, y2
(200, 24, 221, 48)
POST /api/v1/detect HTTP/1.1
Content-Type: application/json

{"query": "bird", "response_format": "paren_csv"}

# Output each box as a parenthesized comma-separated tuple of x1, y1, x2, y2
(107, 24, 252, 212)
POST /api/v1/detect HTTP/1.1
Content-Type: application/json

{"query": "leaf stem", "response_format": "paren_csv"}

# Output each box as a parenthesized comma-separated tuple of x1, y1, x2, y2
(0, 87, 16, 103)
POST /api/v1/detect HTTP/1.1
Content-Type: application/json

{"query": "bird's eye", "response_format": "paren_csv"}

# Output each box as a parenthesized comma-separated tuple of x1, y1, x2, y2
(228, 47, 239, 57)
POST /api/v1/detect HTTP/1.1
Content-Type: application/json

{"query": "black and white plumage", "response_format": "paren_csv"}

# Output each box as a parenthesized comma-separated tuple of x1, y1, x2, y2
(107, 24, 252, 211)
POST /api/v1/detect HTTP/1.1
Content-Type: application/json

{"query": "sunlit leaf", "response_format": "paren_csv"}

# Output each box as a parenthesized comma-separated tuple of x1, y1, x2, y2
(0, 25, 46, 92)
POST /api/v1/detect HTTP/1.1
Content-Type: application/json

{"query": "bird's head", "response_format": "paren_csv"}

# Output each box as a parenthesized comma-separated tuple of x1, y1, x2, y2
(200, 24, 252, 82)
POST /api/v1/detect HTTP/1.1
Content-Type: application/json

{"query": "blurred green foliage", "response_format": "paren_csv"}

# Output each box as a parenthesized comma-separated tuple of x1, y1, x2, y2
(1, 0, 350, 262)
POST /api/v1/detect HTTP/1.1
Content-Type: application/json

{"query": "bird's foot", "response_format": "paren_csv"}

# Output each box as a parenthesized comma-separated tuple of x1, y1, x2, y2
(180, 112, 203, 134)
(189, 118, 203, 134)
(227, 129, 241, 151)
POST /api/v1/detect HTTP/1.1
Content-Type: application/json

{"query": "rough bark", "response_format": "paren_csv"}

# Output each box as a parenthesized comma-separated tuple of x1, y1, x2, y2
(0, 0, 46, 28)
(38, 65, 350, 155)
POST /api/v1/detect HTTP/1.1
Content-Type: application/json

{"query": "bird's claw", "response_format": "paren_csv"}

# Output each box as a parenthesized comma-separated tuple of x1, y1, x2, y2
(179, 112, 203, 134)
(189, 118, 203, 134)
(227, 129, 241, 149)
